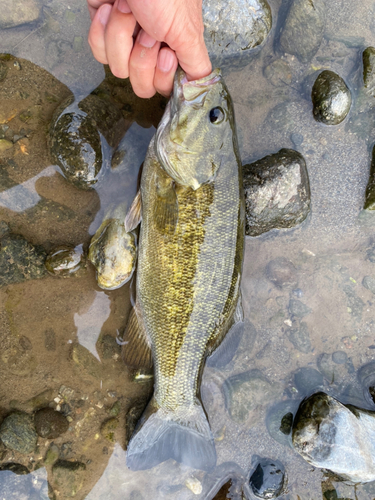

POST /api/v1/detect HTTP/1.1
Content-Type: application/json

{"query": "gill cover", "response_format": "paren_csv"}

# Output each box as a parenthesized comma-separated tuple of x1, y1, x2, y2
(155, 68, 234, 190)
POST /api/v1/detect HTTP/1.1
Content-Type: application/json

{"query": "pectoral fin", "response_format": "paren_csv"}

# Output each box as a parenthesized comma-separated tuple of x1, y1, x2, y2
(125, 190, 142, 233)
(154, 175, 178, 235)
(121, 306, 153, 369)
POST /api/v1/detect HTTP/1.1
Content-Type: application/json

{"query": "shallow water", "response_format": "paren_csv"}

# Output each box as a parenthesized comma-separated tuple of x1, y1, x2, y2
(2, 0, 375, 498)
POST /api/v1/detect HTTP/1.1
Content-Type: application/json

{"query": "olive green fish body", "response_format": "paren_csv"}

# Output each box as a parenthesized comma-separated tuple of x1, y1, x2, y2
(126, 69, 244, 471)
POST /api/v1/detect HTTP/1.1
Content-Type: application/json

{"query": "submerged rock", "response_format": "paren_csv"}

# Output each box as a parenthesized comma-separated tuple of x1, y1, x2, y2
(311, 70, 352, 125)
(288, 321, 311, 353)
(279, 0, 326, 63)
(34, 408, 69, 439)
(363, 275, 375, 294)
(88, 217, 136, 290)
(52, 460, 86, 498)
(223, 369, 279, 424)
(362, 47, 375, 104)
(266, 257, 297, 289)
(292, 392, 375, 483)
(0, 233, 46, 287)
(45, 244, 86, 277)
(364, 146, 375, 210)
(264, 59, 292, 88)
(203, 0, 272, 68)
(0, 412, 37, 454)
(249, 458, 285, 499)
(0, 0, 42, 29)
(294, 367, 324, 393)
(243, 149, 310, 236)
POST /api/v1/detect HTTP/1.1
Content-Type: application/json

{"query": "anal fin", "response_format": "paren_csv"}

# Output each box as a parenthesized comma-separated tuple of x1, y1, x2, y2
(121, 306, 153, 369)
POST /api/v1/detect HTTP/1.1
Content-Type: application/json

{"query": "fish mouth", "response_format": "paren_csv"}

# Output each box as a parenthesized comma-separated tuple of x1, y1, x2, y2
(172, 67, 222, 110)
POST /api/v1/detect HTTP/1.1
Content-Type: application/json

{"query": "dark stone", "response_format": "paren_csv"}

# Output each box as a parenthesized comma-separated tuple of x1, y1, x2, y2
(203, 0, 272, 69)
(279, 0, 326, 63)
(249, 458, 285, 499)
(332, 351, 347, 365)
(266, 257, 297, 289)
(288, 321, 311, 353)
(98, 334, 121, 359)
(343, 284, 364, 320)
(0, 233, 47, 287)
(363, 47, 375, 104)
(45, 245, 86, 277)
(49, 107, 105, 190)
(357, 361, 375, 407)
(294, 367, 324, 393)
(34, 408, 69, 439)
(0, 412, 37, 454)
(211, 479, 237, 499)
(311, 70, 352, 125)
(243, 149, 310, 236)
(0, 61, 7, 82)
(279, 412, 293, 435)
(289, 299, 312, 318)
(0, 463, 30, 475)
(364, 146, 375, 210)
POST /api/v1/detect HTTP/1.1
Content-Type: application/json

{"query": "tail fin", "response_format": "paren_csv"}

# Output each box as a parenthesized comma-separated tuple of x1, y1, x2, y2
(126, 397, 216, 471)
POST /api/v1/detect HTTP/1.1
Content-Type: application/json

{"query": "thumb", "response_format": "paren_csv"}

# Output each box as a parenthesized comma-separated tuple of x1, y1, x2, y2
(175, 37, 212, 81)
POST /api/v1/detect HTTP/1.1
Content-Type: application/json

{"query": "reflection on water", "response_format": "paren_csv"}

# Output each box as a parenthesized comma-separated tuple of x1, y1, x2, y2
(1, 0, 375, 498)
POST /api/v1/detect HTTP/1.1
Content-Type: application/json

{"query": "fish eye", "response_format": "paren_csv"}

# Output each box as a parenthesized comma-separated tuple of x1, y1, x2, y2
(209, 107, 225, 124)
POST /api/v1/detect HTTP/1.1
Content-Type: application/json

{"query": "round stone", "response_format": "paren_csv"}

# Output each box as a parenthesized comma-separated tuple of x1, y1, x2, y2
(311, 70, 352, 125)
(34, 408, 69, 439)
(332, 351, 348, 365)
(0, 412, 37, 454)
(249, 458, 285, 498)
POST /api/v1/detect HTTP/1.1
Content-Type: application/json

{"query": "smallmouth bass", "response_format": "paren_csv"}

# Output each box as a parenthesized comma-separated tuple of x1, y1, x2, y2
(123, 68, 244, 471)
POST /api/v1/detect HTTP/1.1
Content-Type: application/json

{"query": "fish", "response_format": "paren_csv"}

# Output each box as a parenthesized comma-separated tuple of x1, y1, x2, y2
(122, 67, 245, 472)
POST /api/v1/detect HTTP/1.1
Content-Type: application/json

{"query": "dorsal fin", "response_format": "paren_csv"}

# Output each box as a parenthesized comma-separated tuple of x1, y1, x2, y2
(121, 306, 153, 369)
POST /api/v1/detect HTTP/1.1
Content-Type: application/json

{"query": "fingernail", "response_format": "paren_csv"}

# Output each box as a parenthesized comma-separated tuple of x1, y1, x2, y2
(99, 3, 112, 25)
(117, 0, 131, 14)
(138, 29, 157, 48)
(158, 49, 175, 73)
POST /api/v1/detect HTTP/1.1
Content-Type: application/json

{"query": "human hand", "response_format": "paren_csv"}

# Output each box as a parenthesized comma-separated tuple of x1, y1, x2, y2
(87, 0, 212, 98)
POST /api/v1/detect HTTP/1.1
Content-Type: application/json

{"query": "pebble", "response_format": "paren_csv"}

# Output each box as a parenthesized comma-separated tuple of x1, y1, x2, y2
(288, 321, 311, 353)
(291, 133, 304, 148)
(0, 139, 13, 152)
(266, 257, 298, 289)
(362, 47, 375, 103)
(264, 59, 292, 87)
(44, 443, 60, 465)
(45, 244, 86, 277)
(311, 70, 352, 125)
(294, 367, 324, 393)
(34, 407, 69, 439)
(185, 476, 203, 495)
(223, 369, 279, 424)
(332, 350, 348, 365)
(0, 412, 37, 454)
(100, 418, 118, 442)
(249, 458, 285, 499)
(363, 275, 375, 293)
(289, 299, 312, 318)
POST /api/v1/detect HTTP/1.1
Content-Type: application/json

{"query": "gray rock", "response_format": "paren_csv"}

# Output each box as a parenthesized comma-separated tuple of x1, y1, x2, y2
(291, 132, 304, 148)
(289, 299, 312, 318)
(34, 408, 69, 439)
(343, 284, 364, 320)
(317, 352, 347, 383)
(0, 233, 47, 287)
(332, 350, 348, 365)
(52, 460, 86, 498)
(279, 0, 326, 63)
(363, 275, 375, 293)
(249, 458, 285, 499)
(264, 59, 292, 87)
(223, 369, 279, 424)
(292, 392, 375, 483)
(243, 149, 310, 236)
(288, 321, 311, 353)
(266, 257, 297, 289)
(203, 0, 272, 68)
(294, 367, 324, 393)
(311, 70, 352, 125)
(0, 0, 41, 29)
(0, 412, 37, 454)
